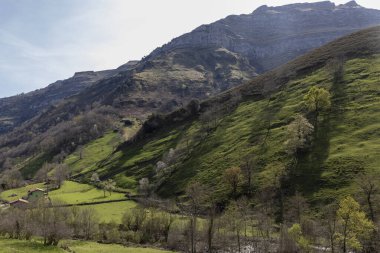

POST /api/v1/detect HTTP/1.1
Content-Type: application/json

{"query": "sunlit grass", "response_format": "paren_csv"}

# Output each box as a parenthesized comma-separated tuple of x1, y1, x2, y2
(0, 181, 126, 204)
(0, 238, 175, 253)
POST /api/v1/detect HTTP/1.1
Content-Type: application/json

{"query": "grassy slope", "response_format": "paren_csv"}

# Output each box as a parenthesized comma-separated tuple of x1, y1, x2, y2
(64, 122, 141, 189)
(48, 181, 126, 204)
(0, 181, 126, 204)
(17, 131, 119, 179)
(76, 201, 137, 223)
(94, 128, 183, 189)
(0, 183, 45, 201)
(0, 239, 174, 253)
(96, 53, 380, 203)
(285, 56, 380, 202)
(0, 181, 137, 223)
(164, 55, 380, 200)
(64, 132, 120, 176)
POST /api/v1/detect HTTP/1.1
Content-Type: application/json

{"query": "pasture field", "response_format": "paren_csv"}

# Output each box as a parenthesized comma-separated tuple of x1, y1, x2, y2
(0, 238, 175, 253)
(0, 181, 126, 204)
(74, 201, 137, 223)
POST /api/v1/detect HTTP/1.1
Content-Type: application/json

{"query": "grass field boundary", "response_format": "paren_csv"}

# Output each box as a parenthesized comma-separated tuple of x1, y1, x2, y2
(53, 198, 132, 208)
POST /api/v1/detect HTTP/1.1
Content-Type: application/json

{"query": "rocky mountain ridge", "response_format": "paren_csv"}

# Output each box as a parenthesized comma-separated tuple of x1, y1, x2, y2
(148, 1, 380, 72)
(0, 69, 117, 134)
(1, 1, 380, 135)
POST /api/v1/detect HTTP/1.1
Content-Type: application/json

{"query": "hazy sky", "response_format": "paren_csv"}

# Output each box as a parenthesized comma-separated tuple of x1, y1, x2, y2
(0, 0, 379, 98)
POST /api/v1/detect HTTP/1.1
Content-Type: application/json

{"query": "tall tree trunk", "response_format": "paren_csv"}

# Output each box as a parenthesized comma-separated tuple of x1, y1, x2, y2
(190, 216, 197, 253)
(207, 213, 214, 252)
(343, 220, 348, 253)
(330, 234, 335, 253)
(367, 194, 375, 222)
(314, 110, 319, 131)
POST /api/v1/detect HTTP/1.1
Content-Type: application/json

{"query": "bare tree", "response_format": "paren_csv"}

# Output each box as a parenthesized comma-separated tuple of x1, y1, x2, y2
(54, 163, 69, 188)
(80, 207, 98, 239)
(224, 201, 244, 252)
(203, 193, 218, 253)
(356, 173, 379, 222)
(30, 199, 71, 246)
(35, 162, 52, 184)
(68, 206, 81, 238)
(90, 172, 100, 183)
(322, 203, 338, 253)
(255, 189, 276, 242)
(2, 169, 23, 189)
(101, 179, 116, 196)
(284, 114, 314, 156)
(138, 178, 150, 197)
(200, 105, 222, 135)
(161, 211, 175, 243)
(327, 56, 345, 83)
(78, 145, 84, 160)
(186, 181, 207, 253)
(223, 167, 242, 197)
(240, 156, 255, 196)
(285, 191, 308, 224)
(2, 158, 12, 170)
(236, 197, 251, 237)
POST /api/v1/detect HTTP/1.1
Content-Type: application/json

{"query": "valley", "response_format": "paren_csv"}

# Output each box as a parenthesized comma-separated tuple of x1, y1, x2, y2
(0, 1, 380, 252)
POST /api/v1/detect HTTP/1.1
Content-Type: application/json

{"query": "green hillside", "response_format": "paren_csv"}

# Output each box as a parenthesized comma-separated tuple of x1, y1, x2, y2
(83, 27, 380, 206)
(64, 132, 121, 176)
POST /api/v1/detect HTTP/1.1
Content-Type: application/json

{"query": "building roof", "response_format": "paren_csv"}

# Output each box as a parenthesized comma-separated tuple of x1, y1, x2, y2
(9, 199, 29, 205)
(28, 188, 45, 194)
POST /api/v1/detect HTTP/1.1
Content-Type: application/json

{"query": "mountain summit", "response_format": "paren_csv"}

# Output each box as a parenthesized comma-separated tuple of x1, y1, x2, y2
(149, 1, 380, 72)
(343, 0, 360, 7)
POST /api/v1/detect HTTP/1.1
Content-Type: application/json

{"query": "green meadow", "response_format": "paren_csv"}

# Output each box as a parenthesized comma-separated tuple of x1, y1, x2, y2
(0, 181, 126, 204)
(0, 239, 175, 253)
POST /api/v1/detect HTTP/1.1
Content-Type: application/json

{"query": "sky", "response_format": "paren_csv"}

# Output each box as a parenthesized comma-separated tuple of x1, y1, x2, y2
(0, 0, 379, 98)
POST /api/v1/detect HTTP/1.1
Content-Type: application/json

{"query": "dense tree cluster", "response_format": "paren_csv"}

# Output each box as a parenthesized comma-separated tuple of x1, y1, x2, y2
(0, 200, 94, 246)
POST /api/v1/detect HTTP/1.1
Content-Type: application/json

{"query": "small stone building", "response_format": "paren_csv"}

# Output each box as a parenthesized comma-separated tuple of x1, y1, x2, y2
(9, 199, 29, 208)
(27, 188, 45, 202)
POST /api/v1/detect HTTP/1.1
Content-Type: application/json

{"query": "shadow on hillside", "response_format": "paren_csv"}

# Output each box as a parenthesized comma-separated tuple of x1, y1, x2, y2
(291, 71, 350, 202)
(292, 116, 332, 196)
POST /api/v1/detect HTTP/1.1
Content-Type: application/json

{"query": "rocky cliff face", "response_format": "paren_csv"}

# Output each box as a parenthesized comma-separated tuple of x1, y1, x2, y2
(148, 1, 380, 72)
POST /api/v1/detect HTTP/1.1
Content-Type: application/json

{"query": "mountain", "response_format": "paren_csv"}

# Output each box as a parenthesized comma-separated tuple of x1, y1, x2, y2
(149, 0, 380, 72)
(0, 69, 118, 134)
(1, 1, 379, 136)
(86, 26, 380, 204)
(1, 1, 380, 175)
(105, 0, 380, 116)
(0, 61, 141, 135)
